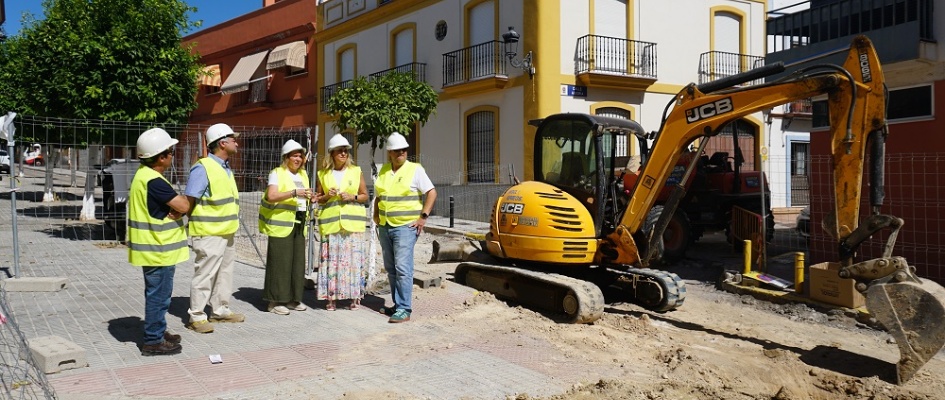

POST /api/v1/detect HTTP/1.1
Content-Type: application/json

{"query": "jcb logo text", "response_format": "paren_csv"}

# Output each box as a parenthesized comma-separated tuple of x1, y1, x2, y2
(500, 203, 525, 214)
(686, 98, 733, 123)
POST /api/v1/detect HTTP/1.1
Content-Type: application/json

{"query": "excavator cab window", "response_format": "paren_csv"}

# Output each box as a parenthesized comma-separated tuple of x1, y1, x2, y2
(537, 119, 599, 195)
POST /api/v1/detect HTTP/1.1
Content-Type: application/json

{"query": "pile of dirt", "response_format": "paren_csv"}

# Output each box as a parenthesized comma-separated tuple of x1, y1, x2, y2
(409, 232, 945, 399)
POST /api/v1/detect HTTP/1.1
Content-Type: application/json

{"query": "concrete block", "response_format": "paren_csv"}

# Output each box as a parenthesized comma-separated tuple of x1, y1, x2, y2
(26, 335, 88, 374)
(1, 277, 69, 292)
(413, 272, 442, 289)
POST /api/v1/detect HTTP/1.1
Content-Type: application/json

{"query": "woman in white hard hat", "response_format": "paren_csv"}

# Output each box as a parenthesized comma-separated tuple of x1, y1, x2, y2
(315, 134, 368, 311)
(259, 139, 315, 315)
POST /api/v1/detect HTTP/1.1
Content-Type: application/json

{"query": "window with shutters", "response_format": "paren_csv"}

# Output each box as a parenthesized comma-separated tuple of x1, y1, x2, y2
(465, 108, 497, 183)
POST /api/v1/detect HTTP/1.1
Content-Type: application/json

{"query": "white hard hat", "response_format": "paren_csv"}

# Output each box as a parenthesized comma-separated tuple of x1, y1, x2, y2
(327, 134, 351, 152)
(137, 128, 179, 159)
(281, 139, 305, 156)
(206, 123, 239, 144)
(386, 132, 409, 150)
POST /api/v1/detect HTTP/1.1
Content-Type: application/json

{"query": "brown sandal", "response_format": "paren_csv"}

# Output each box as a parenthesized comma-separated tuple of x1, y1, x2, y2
(349, 300, 360, 310)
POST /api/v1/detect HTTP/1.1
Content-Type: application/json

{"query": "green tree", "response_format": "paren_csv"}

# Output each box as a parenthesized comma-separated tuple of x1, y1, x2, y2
(1, 0, 201, 136)
(326, 71, 438, 151)
(0, 0, 202, 211)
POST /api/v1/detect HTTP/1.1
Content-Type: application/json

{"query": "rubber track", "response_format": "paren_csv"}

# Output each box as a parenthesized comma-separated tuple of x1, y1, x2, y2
(608, 267, 687, 312)
(456, 262, 606, 324)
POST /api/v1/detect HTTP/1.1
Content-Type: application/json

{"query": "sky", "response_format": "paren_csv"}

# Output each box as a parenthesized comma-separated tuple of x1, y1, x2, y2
(2, 0, 262, 37)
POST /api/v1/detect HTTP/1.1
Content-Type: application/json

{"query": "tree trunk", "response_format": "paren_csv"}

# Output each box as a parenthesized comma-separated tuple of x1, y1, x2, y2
(43, 145, 55, 202)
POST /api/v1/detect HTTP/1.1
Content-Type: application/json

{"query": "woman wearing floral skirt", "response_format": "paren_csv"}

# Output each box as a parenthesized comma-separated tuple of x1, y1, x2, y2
(315, 134, 369, 310)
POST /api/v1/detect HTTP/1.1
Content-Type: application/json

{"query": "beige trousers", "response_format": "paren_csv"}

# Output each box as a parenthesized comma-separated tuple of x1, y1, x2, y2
(188, 234, 236, 322)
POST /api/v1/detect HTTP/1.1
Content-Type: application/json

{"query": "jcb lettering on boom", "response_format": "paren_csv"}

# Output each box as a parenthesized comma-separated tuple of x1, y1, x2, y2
(859, 51, 872, 83)
(685, 97, 733, 123)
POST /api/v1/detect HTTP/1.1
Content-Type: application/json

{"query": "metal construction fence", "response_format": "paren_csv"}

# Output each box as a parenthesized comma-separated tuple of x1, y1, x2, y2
(0, 115, 515, 272)
(0, 287, 57, 400)
(2, 114, 942, 283)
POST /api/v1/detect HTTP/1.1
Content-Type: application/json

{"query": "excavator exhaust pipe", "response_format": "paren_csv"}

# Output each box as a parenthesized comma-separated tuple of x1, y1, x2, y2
(865, 277, 945, 384)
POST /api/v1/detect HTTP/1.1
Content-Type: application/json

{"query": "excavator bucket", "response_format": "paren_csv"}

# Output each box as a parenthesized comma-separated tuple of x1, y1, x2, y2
(865, 278, 945, 384)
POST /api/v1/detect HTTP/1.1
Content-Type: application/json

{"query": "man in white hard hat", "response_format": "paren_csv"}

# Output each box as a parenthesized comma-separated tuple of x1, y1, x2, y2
(128, 128, 190, 356)
(183, 123, 244, 334)
(372, 132, 437, 323)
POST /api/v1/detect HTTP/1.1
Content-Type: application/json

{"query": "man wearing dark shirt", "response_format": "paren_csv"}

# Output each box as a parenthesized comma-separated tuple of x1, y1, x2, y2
(128, 128, 191, 356)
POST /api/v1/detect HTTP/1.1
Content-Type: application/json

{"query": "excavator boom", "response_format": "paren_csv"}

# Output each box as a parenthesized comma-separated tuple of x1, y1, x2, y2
(445, 35, 945, 383)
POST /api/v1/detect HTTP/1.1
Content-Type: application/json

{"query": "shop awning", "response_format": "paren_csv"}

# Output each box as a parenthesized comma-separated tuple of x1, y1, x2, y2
(267, 41, 307, 70)
(220, 50, 269, 94)
(199, 64, 221, 87)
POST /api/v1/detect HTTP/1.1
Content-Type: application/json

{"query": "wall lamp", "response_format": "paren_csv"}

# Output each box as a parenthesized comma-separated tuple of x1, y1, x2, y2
(502, 26, 535, 78)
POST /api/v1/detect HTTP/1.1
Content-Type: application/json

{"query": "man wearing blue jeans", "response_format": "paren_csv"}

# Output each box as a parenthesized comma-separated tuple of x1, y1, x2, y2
(373, 132, 437, 323)
(128, 128, 191, 356)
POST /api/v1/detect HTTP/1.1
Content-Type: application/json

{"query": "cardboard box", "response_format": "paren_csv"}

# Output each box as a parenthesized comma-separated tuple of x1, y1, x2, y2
(808, 262, 866, 308)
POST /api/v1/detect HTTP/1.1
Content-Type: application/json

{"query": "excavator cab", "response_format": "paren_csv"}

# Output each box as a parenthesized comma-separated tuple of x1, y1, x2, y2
(533, 114, 647, 238)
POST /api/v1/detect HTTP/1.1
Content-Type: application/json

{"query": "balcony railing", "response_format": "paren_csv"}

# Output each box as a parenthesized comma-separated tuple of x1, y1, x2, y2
(442, 40, 506, 87)
(784, 99, 813, 115)
(234, 79, 269, 107)
(767, 0, 933, 53)
(369, 62, 427, 83)
(698, 51, 765, 85)
(320, 79, 353, 113)
(574, 35, 657, 79)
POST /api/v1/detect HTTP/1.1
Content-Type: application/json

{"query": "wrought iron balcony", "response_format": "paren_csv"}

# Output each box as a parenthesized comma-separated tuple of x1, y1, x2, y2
(574, 35, 657, 79)
(767, 0, 933, 53)
(320, 79, 353, 113)
(369, 62, 427, 83)
(698, 51, 765, 86)
(442, 40, 507, 88)
(766, 0, 934, 72)
(784, 99, 813, 116)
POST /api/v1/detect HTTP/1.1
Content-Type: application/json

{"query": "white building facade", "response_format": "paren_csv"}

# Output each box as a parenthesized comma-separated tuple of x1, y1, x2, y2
(315, 0, 772, 194)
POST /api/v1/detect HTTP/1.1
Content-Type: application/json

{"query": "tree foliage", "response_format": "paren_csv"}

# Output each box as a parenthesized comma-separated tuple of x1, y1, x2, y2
(326, 71, 438, 149)
(0, 0, 202, 144)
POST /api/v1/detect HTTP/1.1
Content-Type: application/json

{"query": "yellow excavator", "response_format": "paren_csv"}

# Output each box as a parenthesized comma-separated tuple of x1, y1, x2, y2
(444, 36, 945, 383)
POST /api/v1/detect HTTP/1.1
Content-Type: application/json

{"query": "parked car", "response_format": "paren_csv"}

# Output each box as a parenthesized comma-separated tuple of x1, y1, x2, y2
(101, 159, 141, 239)
(0, 150, 10, 174)
(95, 158, 128, 186)
(796, 205, 811, 238)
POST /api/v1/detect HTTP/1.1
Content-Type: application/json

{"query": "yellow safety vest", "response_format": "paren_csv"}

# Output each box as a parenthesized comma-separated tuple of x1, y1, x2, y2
(189, 158, 240, 236)
(317, 166, 367, 235)
(127, 166, 189, 267)
(376, 161, 422, 227)
(258, 167, 309, 238)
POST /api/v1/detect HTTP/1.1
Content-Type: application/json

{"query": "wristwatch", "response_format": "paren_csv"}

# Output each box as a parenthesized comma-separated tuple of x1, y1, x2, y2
(420, 212, 429, 219)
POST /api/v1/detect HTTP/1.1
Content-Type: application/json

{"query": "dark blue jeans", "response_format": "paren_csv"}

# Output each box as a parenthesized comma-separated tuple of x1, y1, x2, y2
(377, 224, 418, 312)
(142, 266, 176, 345)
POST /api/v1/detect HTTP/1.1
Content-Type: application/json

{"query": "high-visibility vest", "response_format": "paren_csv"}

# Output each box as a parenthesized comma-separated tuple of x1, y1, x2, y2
(127, 166, 189, 267)
(189, 158, 240, 236)
(376, 161, 422, 227)
(258, 167, 309, 238)
(317, 166, 367, 235)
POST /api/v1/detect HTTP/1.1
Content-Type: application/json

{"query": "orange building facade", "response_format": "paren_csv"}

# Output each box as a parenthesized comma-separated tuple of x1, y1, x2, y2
(184, 0, 317, 129)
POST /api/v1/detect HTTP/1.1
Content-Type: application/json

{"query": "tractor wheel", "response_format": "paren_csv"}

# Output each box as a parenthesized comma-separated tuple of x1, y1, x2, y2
(662, 210, 691, 262)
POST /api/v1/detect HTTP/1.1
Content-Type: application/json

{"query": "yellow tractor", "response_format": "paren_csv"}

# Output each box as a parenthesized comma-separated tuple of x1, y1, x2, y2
(444, 36, 945, 384)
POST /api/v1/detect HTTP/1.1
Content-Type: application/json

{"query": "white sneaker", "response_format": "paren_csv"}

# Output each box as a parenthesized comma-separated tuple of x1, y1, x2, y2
(288, 302, 308, 311)
(267, 302, 290, 315)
